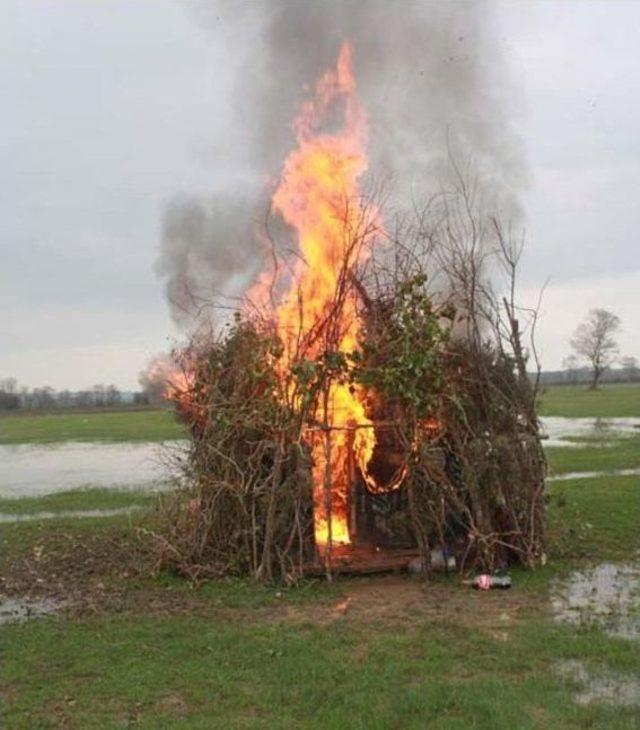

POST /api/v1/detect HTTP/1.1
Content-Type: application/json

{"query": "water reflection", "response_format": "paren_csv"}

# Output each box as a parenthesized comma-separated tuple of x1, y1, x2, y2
(557, 660, 640, 708)
(0, 441, 186, 498)
(551, 562, 640, 641)
(541, 417, 640, 448)
(2, 417, 638, 499)
(0, 596, 65, 625)
(0, 506, 144, 524)
(548, 467, 640, 482)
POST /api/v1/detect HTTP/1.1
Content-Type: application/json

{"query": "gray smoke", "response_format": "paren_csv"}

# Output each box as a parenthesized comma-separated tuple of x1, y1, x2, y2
(156, 192, 260, 325)
(159, 0, 527, 326)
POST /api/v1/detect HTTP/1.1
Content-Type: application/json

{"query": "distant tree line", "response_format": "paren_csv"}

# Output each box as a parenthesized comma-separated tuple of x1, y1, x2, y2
(539, 358, 640, 387)
(3, 311, 637, 414)
(0, 378, 151, 413)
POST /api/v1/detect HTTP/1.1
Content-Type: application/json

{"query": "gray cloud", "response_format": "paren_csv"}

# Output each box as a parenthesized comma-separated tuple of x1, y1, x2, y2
(2, 1, 639, 389)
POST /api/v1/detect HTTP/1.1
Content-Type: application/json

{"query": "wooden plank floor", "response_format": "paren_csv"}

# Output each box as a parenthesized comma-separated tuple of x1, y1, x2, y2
(303, 546, 420, 576)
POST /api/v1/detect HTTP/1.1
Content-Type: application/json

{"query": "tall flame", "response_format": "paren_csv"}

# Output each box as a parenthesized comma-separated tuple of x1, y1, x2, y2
(265, 43, 380, 549)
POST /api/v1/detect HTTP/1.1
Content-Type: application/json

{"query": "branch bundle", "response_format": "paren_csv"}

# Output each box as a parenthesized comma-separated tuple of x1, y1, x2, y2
(150, 181, 547, 582)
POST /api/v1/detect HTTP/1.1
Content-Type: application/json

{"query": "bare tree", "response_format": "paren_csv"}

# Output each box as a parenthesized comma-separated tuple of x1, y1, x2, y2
(0, 378, 20, 411)
(0, 377, 18, 394)
(562, 355, 580, 385)
(620, 355, 640, 382)
(570, 309, 621, 390)
(105, 385, 122, 407)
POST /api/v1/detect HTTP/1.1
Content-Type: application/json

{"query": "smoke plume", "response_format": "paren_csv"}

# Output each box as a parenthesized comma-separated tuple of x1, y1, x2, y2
(159, 0, 527, 326)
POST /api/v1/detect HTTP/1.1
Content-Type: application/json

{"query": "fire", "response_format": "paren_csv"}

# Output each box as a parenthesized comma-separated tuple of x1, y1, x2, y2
(262, 43, 381, 550)
(158, 43, 417, 556)
(144, 355, 195, 415)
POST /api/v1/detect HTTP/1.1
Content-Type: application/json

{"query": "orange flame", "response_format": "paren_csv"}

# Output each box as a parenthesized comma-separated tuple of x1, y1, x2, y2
(260, 43, 382, 550)
(145, 355, 196, 417)
(161, 44, 415, 554)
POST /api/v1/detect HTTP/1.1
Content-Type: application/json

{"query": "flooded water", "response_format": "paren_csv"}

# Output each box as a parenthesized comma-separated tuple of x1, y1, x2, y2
(557, 660, 640, 708)
(0, 441, 186, 498)
(551, 562, 640, 641)
(548, 467, 640, 482)
(541, 417, 640, 448)
(0, 506, 144, 524)
(0, 596, 65, 625)
(1, 416, 637, 500)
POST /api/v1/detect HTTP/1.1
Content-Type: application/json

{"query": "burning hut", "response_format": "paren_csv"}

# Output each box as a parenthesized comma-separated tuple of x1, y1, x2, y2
(152, 44, 546, 583)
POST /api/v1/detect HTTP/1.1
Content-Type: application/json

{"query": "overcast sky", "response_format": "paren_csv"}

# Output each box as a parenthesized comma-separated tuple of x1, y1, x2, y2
(2, 1, 639, 390)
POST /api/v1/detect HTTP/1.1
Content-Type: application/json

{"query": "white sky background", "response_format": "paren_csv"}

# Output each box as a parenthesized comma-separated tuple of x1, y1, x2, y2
(1, 1, 639, 390)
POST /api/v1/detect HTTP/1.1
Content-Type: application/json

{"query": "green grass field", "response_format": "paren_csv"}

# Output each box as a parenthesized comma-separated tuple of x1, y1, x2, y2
(546, 434, 640, 476)
(4, 603, 637, 729)
(0, 409, 185, 444)
(1, 383, 637, 444)
(1, 389, 639, 728)
(0, 487, 155, 516)
(540, 382, 640, 418)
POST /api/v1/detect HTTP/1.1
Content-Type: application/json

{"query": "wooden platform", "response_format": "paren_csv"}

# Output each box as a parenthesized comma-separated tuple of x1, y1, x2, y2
(302, 546, 420, 576)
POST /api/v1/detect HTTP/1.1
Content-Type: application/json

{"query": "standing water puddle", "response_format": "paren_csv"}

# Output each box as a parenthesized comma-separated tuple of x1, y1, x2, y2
(557, 660, 640, 708)
(0, 506, 144, 524)
(0, 596, 65, 625)
(551, 563, 640, 640)
(548, 467, 640, 482)
(0, 441, 186, 498)
(541, 417, 640, 448)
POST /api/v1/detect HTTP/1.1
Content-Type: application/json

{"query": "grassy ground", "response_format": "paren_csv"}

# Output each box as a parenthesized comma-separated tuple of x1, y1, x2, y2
(547, 474, 640, 562)
(540, 382, 640, 418)
(1, 392, 639, 727)
(546, 434, 640, 476)
(2, 470, 639, 728)
(4, 605, 637, 729)
(0, 487, 155, 516)
(0, 409, 185, 444)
